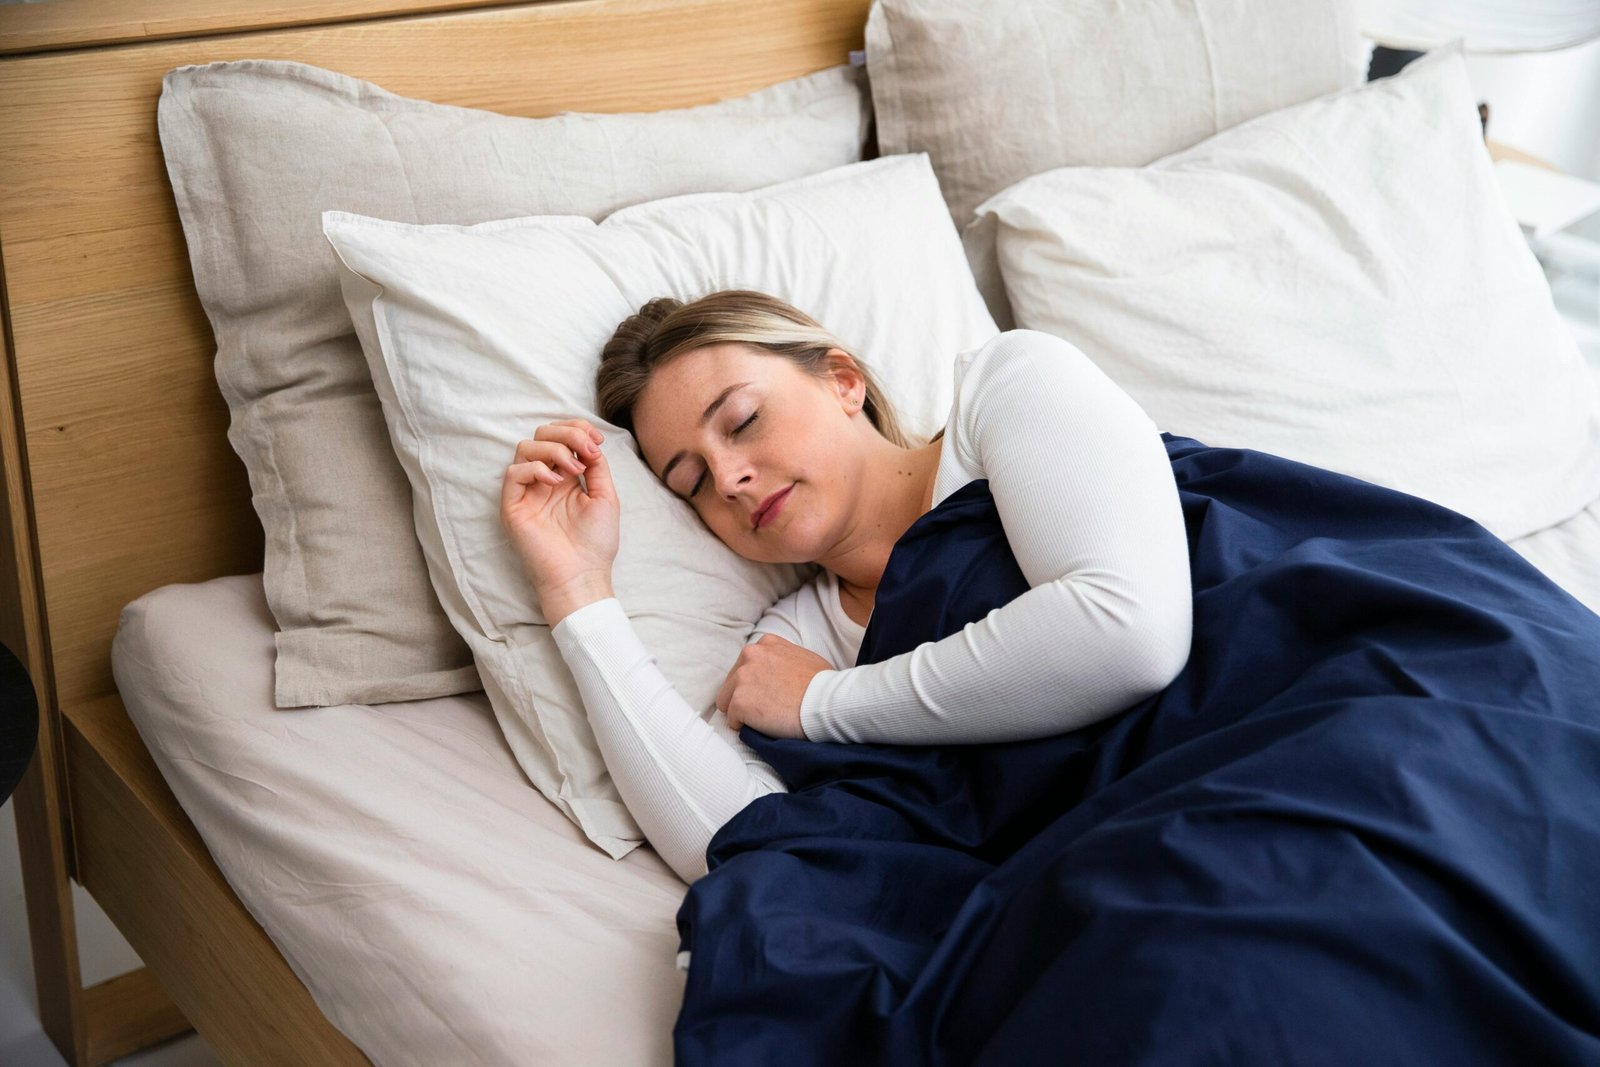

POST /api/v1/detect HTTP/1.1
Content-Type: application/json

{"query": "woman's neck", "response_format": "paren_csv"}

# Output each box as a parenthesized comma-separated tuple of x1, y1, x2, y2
(823, 434, 943, 603)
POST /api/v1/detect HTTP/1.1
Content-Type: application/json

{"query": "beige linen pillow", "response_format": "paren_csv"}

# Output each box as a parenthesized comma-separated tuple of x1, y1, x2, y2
(864, 0, 1365, 325)
(322, 154, 999, 857)
(157, 60, 871, 708)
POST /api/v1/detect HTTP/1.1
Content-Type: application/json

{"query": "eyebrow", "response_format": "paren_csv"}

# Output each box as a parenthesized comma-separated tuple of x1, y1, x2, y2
(660, 382, 752, 489)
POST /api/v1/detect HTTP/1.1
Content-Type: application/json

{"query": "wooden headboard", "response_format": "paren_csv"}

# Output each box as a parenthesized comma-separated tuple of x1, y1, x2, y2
(0, 2, 870, 1060)
(0, 0, 869, 718)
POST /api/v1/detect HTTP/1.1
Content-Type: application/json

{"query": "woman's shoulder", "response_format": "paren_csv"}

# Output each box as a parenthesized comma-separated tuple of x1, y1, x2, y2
(945, 329, 1159, 452)
(945, 330, 1086, 438)
(955, 329, 1096, 389)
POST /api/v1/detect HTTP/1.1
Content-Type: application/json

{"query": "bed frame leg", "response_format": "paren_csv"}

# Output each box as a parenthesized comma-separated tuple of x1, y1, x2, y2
(13, 746, 90, 1064)
(14, 750, 195, 1065)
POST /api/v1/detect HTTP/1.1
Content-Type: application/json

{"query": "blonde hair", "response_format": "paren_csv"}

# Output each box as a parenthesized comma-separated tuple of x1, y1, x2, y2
(596, 290, 929, 450)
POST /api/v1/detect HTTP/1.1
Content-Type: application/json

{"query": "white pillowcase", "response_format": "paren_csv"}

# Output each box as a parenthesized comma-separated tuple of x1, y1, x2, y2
(323, 155, 998, 857)
(975, 45, 1600, 543)
(864, 0, 1365, 329)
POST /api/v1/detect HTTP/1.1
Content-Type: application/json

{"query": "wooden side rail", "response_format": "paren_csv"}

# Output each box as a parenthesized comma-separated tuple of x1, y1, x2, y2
(64, 695, 371, 1064)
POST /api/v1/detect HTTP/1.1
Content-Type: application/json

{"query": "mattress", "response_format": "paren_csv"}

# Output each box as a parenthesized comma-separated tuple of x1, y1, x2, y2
(108, 485, 1600, 1064)
(111, 574, 685, 1067)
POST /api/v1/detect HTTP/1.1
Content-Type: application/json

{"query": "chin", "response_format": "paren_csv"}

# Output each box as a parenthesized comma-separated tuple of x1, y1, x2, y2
(719, 530, 772, 562)
(730, 530, 806, 567)
(735, 541, 792, 566)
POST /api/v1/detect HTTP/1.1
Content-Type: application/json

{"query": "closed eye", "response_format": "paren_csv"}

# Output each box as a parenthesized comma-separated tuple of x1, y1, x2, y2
(689, 410, 760, 496)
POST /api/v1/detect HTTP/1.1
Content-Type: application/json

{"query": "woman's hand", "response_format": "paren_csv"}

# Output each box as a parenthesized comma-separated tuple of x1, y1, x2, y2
(500, 419, 619, 626)
(715, 634, 832, 740)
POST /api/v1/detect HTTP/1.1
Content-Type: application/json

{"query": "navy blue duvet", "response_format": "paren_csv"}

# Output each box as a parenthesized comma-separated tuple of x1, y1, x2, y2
(673, 434, 1600, 1066)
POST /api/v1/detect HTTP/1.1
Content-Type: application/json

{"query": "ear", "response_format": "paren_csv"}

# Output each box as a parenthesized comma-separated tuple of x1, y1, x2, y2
(823, 348, 867, 410)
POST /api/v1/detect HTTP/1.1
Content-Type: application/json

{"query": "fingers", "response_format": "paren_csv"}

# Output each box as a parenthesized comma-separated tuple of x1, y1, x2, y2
(577, 440, 615, 501)
(513, 438, 589, 478)
(508, 459, 564, 488)
(500, 461, 535, 515)
(512, 421, 608, 487)
(500, 460, 556, 515)
(543, 417, 605, 439)
(522, 459, 566, 488)
(533, 420, 606, 458)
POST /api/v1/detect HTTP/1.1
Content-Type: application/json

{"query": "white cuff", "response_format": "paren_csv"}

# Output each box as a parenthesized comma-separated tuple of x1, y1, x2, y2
(798, 669, 843, 743)
(550, 595, 627, 644)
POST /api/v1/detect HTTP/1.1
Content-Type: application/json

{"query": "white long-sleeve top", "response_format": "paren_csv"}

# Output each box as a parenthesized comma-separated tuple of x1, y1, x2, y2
(551, 330, 1193, 885)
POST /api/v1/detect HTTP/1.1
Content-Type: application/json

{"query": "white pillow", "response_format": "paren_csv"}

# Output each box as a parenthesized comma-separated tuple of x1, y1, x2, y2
(975, 46, 1600, 543)
(864, 0, 1365, 328)
(323, 155, 998, 857)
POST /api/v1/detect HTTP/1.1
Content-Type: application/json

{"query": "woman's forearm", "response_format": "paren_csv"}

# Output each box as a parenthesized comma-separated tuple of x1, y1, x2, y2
(801, 575, 1188, 744)
(552, 597, 787, 884)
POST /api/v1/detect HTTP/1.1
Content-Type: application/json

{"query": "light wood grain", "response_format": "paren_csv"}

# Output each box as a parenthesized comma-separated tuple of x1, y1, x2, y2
(65, 695, 370, 1064)
(1486, 139, 1562, 173)
(81, 968, 192, 1067)
(0, 279, 44, 681)
(2, 243, 85, 1065)
(0, 0, 870, 710)
(0, 1, 872, 1061)
(0, 0, 538, 56)
(10, 759, 85, 1064)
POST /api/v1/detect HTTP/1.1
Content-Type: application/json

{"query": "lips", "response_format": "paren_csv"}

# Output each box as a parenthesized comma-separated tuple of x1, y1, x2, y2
(753, 485, 793, 530)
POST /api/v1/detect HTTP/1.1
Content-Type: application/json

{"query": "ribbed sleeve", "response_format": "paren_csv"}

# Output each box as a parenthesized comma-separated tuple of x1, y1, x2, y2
(548, 330, 1194, 880)
(551, 597, 787, 884)
(799, 330, 1192, 744)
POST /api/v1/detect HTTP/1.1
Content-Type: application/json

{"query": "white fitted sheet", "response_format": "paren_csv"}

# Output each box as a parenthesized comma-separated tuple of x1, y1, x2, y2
(1507, 489, 1600, 618)
(111, 574, 685, 1067)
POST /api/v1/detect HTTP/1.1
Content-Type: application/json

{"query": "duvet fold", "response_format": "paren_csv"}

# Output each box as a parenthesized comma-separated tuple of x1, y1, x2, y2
(674, 434, 1600, 1066)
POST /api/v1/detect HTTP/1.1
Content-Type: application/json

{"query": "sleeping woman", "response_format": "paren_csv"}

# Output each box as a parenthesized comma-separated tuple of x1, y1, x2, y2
(497, 289, 1193, 885)
(503, 291, 1600, 1058)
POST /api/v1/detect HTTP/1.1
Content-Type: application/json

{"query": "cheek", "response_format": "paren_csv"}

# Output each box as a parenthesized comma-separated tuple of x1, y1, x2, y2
(702, 505, 786, 558)
(699, 506, 752, 548)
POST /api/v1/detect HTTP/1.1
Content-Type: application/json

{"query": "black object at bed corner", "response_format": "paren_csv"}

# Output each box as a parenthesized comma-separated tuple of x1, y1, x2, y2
(0, 641, 39, 806)
(674, 434, 1600, 1065)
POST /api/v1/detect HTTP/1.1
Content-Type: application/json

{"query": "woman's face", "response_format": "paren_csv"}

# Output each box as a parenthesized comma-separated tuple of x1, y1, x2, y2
(633, 342, 867, 564)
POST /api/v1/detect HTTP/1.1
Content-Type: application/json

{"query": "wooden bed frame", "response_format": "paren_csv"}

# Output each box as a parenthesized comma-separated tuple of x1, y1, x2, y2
(0, 1, 870, 1061)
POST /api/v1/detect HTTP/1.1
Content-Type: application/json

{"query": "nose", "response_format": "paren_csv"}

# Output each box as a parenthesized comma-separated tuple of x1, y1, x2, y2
(708, 449, 754, 500)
